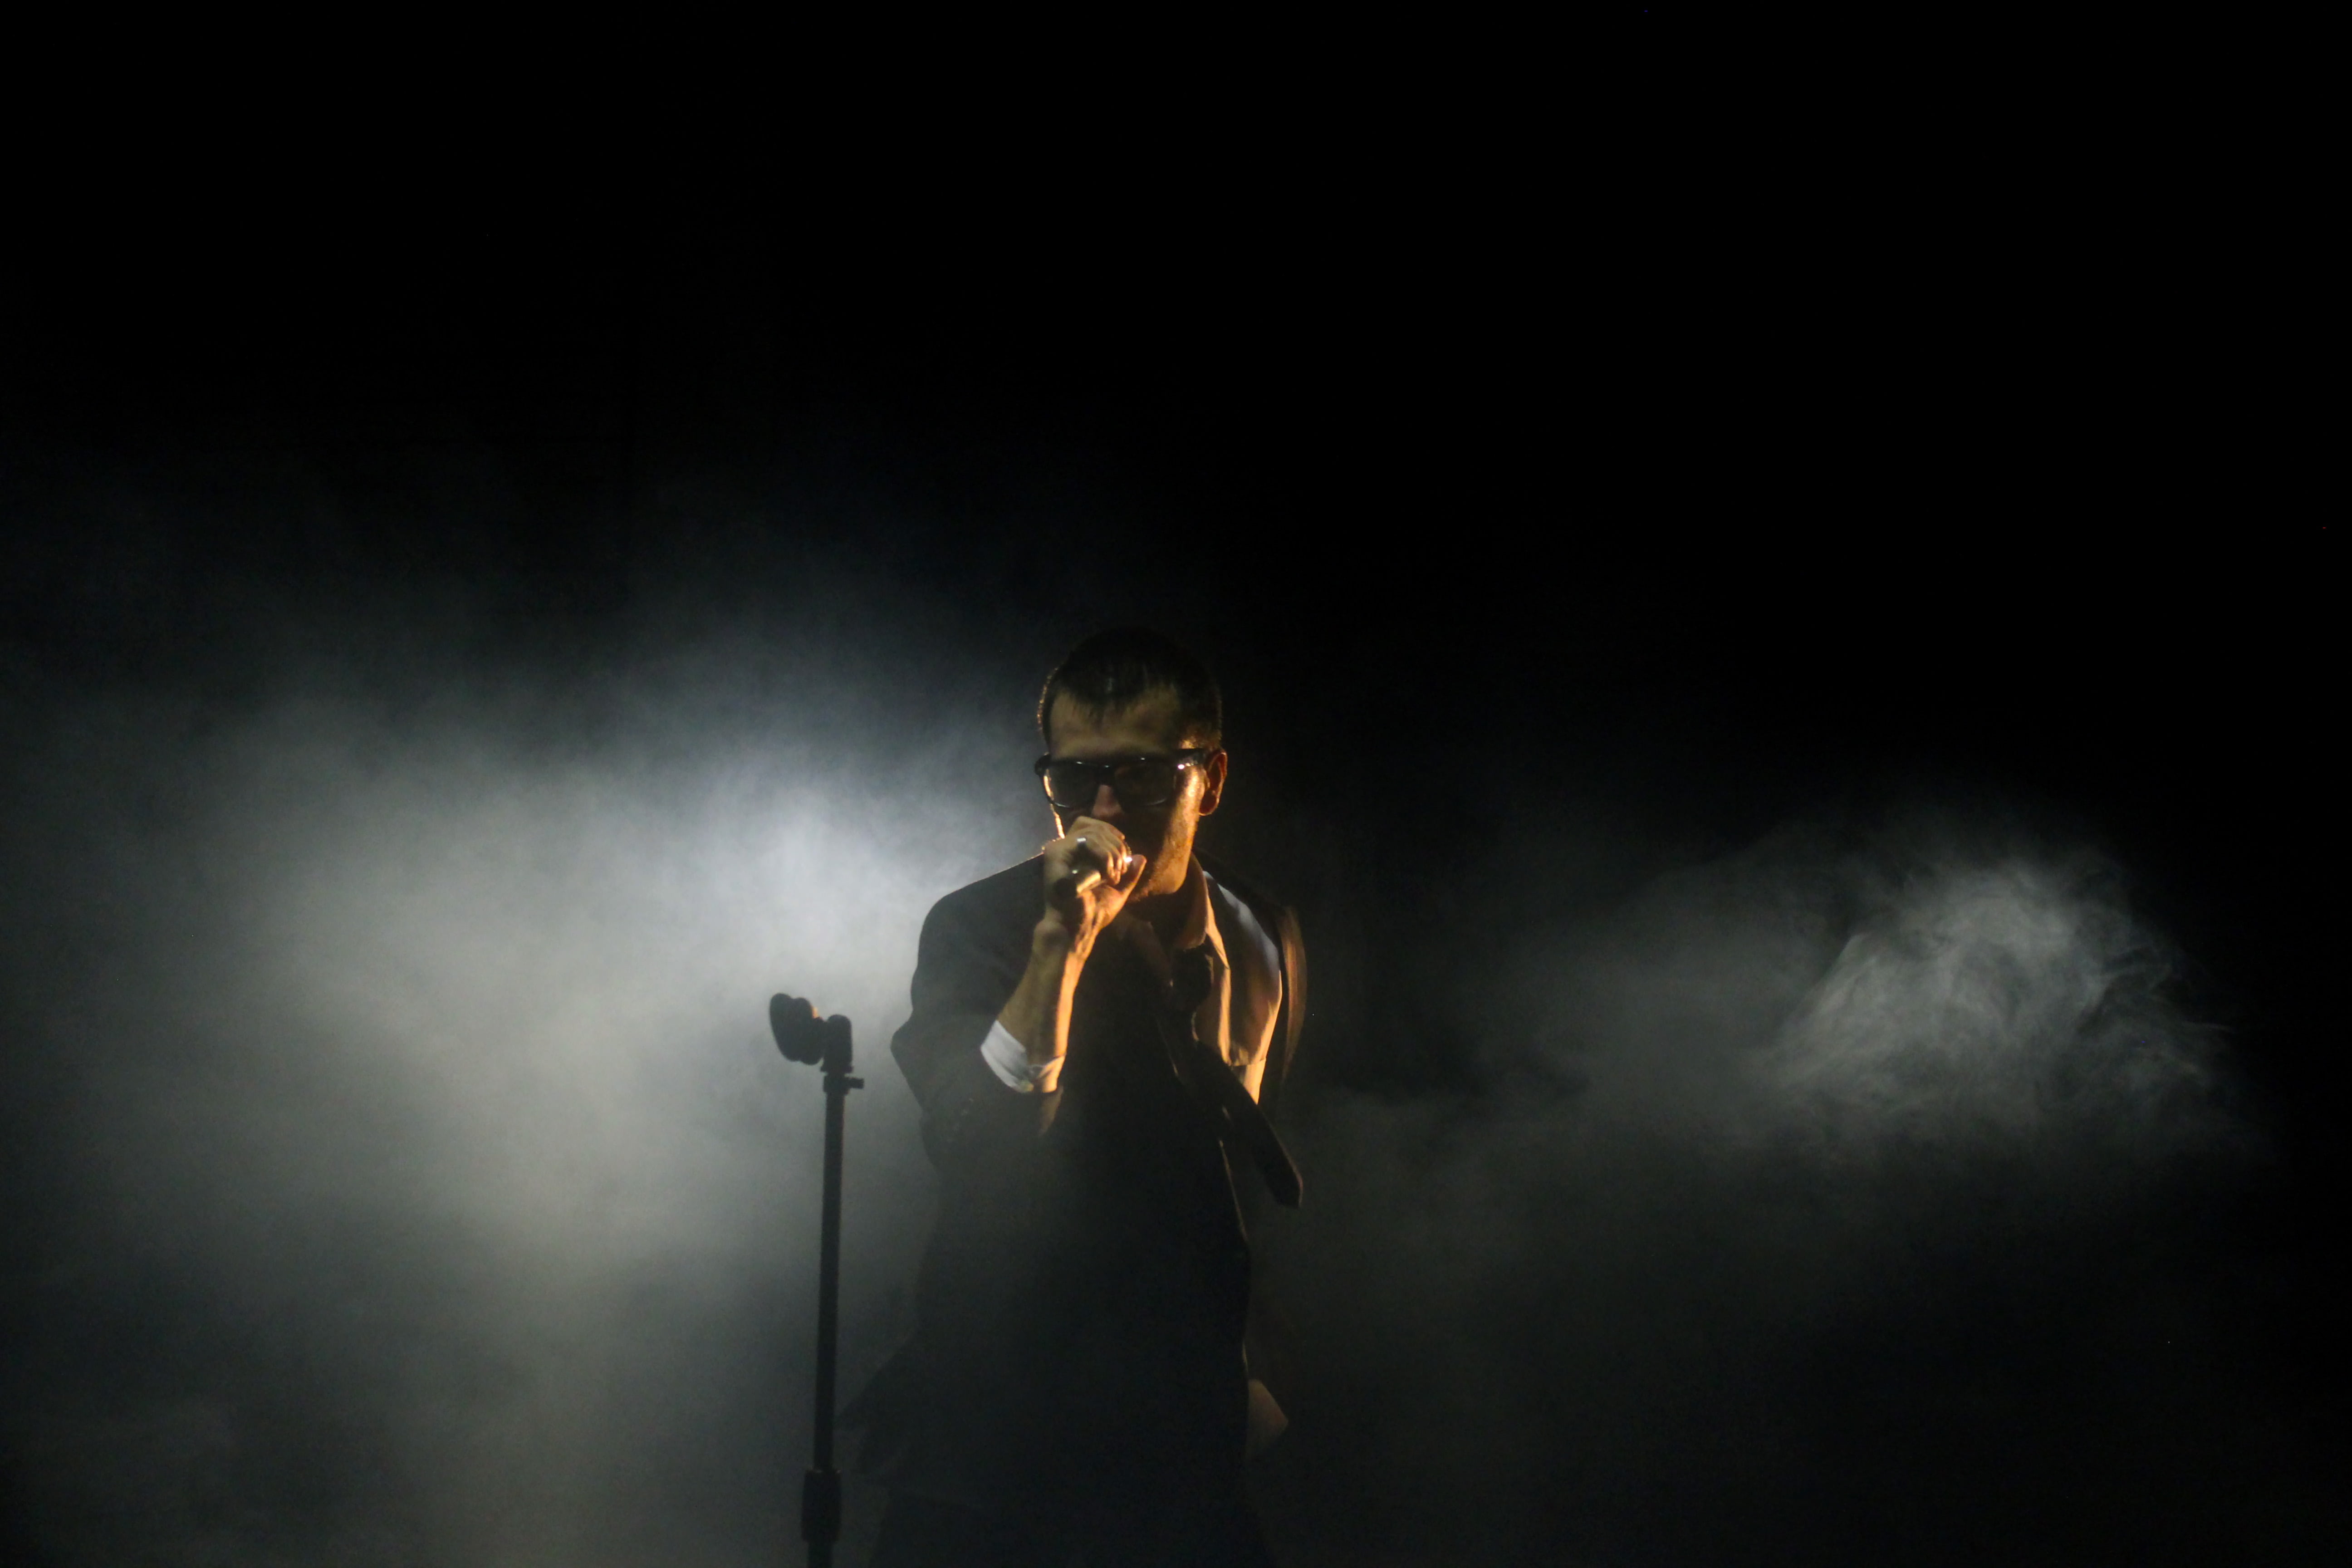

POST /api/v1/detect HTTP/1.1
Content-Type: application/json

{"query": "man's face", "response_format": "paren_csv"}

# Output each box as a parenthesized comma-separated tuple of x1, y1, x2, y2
(1044, 688, 1227, 899)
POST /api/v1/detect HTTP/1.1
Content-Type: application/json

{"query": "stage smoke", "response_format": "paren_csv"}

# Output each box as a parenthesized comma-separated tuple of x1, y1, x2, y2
(0, 467, 2314, 1565)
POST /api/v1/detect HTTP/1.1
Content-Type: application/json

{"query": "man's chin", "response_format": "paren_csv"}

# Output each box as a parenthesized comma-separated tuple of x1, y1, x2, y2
(1141, 849, 1197, 900)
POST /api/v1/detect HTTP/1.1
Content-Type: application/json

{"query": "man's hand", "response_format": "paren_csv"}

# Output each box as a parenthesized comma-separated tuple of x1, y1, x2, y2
(994, 818, 1149, 1088)
(1040, 816, 1148, 956)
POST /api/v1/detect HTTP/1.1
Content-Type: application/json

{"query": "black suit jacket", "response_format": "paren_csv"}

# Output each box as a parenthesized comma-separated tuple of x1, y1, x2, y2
(854, 853, 1305, 1511)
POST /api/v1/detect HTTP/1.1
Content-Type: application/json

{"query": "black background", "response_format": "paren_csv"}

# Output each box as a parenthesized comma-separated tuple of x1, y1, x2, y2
(3, 92, 2339, 1563)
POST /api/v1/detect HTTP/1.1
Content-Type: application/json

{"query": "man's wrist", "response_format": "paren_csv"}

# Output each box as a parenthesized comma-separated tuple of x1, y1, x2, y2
(1030, 917, 1075, 960)
(982, 1020, 1058, 1093)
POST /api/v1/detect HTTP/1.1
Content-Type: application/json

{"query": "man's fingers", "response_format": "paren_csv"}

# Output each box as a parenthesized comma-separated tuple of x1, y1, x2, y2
(1062, 819, 1130, 876)
(1046, 818, 1142, 924)
(1077, 835, 1142, 889)
(1067, 817, 1127, 854)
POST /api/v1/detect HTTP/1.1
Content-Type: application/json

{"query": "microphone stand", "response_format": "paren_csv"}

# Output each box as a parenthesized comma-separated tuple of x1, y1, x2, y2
(770, 994, 863, 1568)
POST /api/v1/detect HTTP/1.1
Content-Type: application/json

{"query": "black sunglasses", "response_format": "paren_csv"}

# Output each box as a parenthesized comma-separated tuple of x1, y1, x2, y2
(1034, 750, 1211, 813)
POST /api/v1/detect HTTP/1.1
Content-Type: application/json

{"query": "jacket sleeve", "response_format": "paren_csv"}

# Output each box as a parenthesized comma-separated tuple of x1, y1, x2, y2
(1266, 900, 1307, 1101)
(890, 876, 1058, 1174)
(1198, 852, 1309, 1110)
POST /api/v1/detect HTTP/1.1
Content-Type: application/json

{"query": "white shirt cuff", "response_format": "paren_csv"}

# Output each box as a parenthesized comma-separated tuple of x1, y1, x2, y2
(981, 1019, 1054, 1092)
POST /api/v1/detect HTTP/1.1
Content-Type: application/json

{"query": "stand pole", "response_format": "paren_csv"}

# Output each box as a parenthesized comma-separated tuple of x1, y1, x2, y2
(771, 998, 862, 1568)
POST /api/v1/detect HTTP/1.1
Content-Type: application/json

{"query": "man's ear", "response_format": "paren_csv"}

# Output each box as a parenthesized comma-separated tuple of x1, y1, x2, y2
(1196, 750, 1229, 817)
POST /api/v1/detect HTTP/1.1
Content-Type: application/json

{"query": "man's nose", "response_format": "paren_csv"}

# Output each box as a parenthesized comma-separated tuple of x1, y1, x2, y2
(1090, 782, 1123, 820)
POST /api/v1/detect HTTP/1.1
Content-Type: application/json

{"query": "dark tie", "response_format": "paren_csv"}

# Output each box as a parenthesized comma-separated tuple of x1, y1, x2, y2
(1116, 917, 1303, 1208)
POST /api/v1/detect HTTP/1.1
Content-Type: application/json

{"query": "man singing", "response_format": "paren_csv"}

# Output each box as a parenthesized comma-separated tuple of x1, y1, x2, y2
(856, 628, 1306, 1568)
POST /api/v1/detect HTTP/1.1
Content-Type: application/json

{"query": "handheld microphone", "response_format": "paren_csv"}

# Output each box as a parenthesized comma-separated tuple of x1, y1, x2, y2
(1053, 840, 1133, 904)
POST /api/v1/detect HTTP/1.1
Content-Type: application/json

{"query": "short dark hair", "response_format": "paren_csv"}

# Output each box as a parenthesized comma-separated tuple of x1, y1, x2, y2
(1038, 628, 1224, 750)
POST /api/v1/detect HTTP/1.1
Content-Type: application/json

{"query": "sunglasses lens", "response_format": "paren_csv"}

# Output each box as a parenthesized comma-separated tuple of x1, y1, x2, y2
(1042, 763, 1098, 808)
(1116, 760, 1181, 807)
